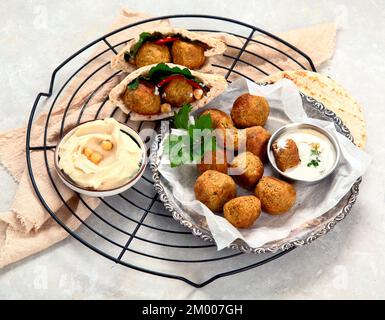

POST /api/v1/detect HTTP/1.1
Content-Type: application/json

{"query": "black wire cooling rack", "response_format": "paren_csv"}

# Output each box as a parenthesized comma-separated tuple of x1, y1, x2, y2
(26, 15, 317, 288)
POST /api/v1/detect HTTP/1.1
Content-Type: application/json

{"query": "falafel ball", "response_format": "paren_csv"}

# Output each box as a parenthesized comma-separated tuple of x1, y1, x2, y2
(134, 42, 171, 68)
(229, 152, 264, 189)
(171, 40, 206, 69)
(201, 109, 234, 130)
(224, 129, 241, 151)
(223, 196, 261, 228)
(197, 149, 229, 174)
(231, 94, 270, 128)
(123, 81, 161, 115)
(272, 139, 301, 171)
(200, 109, 239, 151)
(194, 170, 237, 212)
(255, 176, 296, 214)
(163, 78, 194, 107)
(245, 126, 272, 161)
(216, 128, 240, 152)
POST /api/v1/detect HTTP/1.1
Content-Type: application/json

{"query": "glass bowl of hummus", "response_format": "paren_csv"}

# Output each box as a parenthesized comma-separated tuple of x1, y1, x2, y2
(54, 118, 147, 197)
(267, 122, 340, 184)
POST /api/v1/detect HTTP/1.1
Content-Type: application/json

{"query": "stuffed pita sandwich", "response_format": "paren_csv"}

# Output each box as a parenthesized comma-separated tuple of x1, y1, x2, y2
(111, 27, 227, 73)
(109, 63, 228, 121)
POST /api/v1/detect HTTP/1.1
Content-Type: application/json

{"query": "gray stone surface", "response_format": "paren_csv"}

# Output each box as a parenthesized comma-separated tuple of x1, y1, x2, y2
(0, 0, 384, 299)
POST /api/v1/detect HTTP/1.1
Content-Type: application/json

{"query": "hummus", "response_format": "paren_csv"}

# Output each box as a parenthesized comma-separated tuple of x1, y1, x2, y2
(58, 118, 143, 190)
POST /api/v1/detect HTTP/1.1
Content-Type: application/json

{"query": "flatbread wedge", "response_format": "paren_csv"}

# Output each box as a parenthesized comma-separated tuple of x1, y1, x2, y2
(111, 27, 227, 73)
(109, 63, 228, 121)
(261, 70, 366, 149)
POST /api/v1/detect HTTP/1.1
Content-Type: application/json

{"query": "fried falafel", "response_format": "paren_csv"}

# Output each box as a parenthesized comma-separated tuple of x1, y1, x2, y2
(223, 196, 261, 228)
(255, 176, 296, 214)
(171, 40, 206, 69)
(201, 109, 234, 130)
(194, 170, 237, 212)
(163, 78, 194, 107)
(123, 81, 161, 115)
(200, 109, 239, 151)
(230, 152, 264, 189)
(272, 139, 301, 171)
(231, 94, 270, 128)
(134, 42, 171, 68)
(197, 149, 229, 174)
(245, 126, 272, 161)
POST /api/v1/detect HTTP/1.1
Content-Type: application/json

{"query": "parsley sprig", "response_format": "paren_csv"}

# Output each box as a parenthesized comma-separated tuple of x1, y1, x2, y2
(165, 104, 216, 168)
(307, 146, 321, 167)
(307, 159, 320, 167)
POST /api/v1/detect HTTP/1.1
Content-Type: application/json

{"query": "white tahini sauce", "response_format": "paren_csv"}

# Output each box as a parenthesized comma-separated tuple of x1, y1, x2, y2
(276, 138, 288, 150)
(275, 129, 336, 181)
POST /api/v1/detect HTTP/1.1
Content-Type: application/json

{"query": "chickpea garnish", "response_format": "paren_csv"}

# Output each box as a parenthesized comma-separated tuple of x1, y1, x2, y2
(160, 103, 172, 114)
(101, 140, 113, 151)
(83, 147, 103, 165)
(90, 152, 103, 165)
(193, 88, 203, 100)
(83, 147, 93, 158)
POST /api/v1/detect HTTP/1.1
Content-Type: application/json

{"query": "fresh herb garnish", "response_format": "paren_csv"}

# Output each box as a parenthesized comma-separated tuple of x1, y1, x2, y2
(165, 104, 216, 168)
(307, 159, 320, 167)
(127, 78, 140, 90)
(174, 103, 192, 130)
(310, 147, 320, 156)
(307, 144, 322, 168)
(146, 63, 195, 82)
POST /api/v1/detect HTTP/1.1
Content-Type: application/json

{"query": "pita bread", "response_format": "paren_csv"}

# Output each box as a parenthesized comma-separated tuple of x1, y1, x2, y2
(261, 70, 366, 148)
(109, 63, 228, 121)
(111, 27, 227, 73)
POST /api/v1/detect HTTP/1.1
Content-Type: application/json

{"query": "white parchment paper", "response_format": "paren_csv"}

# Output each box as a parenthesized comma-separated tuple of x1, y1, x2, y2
(158, 79, 371, 250)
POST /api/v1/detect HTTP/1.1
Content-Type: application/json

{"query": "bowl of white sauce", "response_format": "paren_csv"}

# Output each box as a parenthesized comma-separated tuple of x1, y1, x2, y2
(267, 123, 340, 184)
(54, 118, 147, 197)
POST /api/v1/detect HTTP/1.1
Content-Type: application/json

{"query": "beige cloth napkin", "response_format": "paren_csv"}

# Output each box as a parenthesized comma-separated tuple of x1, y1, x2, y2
(0, 8, 337, 268)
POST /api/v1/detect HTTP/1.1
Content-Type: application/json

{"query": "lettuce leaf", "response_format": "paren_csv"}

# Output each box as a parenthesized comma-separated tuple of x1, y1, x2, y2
(126, 63, 203, 90)
(124, 32, 162, 61)
(147, 63, 192, 79)
(127, 78, 140, 90)
(144, 63, 200, 85)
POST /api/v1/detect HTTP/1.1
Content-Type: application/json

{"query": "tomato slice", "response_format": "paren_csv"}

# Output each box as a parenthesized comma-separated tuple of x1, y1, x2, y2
(154, 37, 178, 45)
(186, 79, 203, 90)
(156, 75, 203, 90)
(156, 75, 184, 87)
